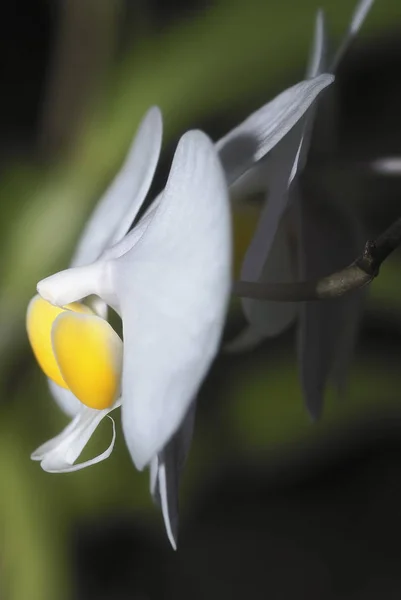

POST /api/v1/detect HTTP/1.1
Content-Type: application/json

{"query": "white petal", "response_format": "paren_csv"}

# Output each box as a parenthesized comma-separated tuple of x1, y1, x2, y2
(102, 197, 161, 261)
(240, 122, 304, 286)
(47, 378, 81, 417)
(230, 18, 328, 201)
(114, 130, 231, 470)
(31, 402, 120, 473)
(307, 10, 327, 78)
(332, 0, 375, 71)
(236, 217, 298, 343)
(151, 403, 195, 549)
(216, 73, 334, 185)
(158, 460, 177, 550)
(71, 107, 162, 267)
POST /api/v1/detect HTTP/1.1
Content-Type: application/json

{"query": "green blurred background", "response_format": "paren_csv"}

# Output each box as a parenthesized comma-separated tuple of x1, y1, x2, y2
(1, 0, 401, 598)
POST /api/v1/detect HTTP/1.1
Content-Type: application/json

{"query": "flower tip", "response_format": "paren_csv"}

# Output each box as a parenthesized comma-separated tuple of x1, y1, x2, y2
(181, 128, 213, 149)
(30, 450, 41, 461)
(36, 278, 58, 306)
(170, 537, 177, 551)
(148, 104, 163, 123)
(325, 73, 335, 85)
(124, 436, 160, 473)
(130, 451, 148, 473)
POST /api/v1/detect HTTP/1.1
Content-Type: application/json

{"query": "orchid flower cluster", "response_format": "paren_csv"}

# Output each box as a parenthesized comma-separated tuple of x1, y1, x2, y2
(26, 0, 373, 548)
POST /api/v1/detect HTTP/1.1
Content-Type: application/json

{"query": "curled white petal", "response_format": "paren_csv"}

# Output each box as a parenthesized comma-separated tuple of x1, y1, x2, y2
(72, 106, 162, 267)
(47, 378, 82, 417)
(114, 130, 231, 470)
(31, 402, 120, 473)
(216, 73, 334, 185)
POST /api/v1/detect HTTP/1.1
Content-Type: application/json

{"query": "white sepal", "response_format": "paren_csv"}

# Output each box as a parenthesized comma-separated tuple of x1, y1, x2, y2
(72, 107, 163, 267)
(31, 401, 120, 473)
(157, 459, 177, 550)
(114, 130, 231, 470)
(216, 73, 334, 185)
(240, 122, 304, 286)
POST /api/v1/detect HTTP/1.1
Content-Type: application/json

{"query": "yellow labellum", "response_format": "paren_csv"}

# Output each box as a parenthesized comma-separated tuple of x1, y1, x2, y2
(26, 295, 93, 389)
(52, 311, 123, 410)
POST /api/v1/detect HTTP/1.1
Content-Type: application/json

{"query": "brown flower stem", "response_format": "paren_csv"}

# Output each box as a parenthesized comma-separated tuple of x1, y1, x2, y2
(234, 216, 401, 302)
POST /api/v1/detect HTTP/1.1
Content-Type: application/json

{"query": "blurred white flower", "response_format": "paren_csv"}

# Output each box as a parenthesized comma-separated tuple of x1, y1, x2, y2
(372, 157, 401, 176)
(225, 0, 375, 418)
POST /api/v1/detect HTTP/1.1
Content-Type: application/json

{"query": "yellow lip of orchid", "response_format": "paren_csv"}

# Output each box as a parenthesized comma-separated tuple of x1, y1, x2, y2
(26, 295, 123, 410)
(51, 311, 123, 410)
(26, 295, 94, 389)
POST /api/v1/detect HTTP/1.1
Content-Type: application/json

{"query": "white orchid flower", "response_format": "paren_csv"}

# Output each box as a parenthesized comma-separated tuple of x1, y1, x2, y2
(225, 0, 374, 418)
(27, 107, 232, 548)
(26, 3, 366, 547)
(26, 68, 334, 548)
